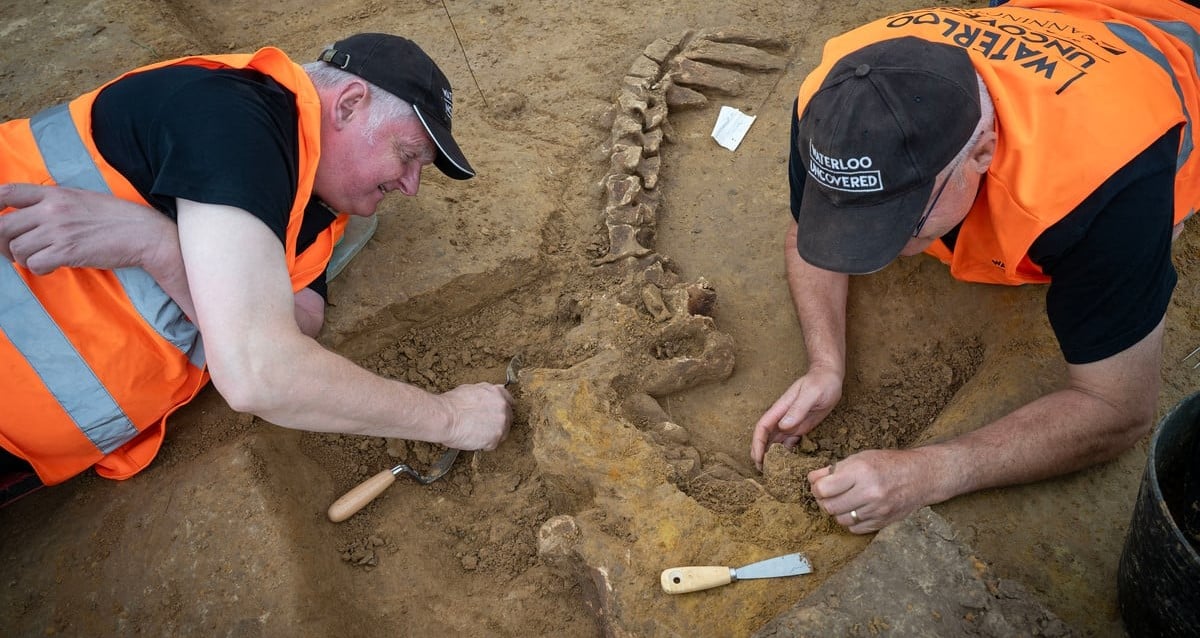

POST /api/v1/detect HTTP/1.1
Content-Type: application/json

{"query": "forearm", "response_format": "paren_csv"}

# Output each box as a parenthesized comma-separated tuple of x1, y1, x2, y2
(785, 221, 848, 375)
(139, 217, 198, 321)
(750, 223, 853, 463)
(807, 321, 1162, 534)
(918, 322, 1163, 503)
(0, 184, 198, 318)
(919, 385, 1153, 503)
(223, 330, 451, 441)
(805, 386, 1152, 534)
(192, 265, 449, 439)
(179, 199, 511, 450)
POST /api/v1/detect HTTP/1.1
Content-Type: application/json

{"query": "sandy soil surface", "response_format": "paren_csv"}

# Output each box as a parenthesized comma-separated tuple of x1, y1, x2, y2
(3, 0, 1197, 636)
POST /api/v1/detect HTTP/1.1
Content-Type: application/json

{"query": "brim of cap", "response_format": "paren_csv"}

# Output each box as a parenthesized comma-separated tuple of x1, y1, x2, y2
(413, 104, 475, 180)
(795, 176, 934, 275)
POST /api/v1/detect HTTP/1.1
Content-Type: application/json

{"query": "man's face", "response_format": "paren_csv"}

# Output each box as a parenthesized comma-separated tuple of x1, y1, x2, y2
(316, 111, 437, 217)
(899, 155, 984, 256)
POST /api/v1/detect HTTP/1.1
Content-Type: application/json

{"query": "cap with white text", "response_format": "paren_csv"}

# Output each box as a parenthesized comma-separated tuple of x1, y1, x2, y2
(794, 37, 979, 274)
(320, 33, 475, 180)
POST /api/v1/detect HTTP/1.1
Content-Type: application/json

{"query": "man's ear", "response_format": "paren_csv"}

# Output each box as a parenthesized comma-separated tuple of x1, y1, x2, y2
(969, 130, 997, 174)
(331, 80, 369, 130)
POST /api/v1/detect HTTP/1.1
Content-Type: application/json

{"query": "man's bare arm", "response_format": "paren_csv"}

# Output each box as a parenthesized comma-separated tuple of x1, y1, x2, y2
(928, 318, 1161, 495)
(752, 220, 850, 466)
(810, 319, 1162, 532)
(785, 220, 849, 379)
(175, 198, 511, 449)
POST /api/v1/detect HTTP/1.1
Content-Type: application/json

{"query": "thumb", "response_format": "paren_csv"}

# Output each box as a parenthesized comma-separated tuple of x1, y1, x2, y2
(781, 400, 811, 430)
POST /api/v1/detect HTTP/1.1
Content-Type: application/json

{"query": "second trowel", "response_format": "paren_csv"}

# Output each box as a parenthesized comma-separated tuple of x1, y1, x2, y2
(660, 553, 813, 594)
(327, 355, 523, 523)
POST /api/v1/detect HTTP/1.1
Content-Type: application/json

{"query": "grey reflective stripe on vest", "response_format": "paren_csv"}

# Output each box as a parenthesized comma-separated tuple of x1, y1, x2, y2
(1104, 21, 1195, 170)
(112, 267, 205, 366)
(0, 264, 133, 453)
(29, 105, 111, 193)
(0, 103, 205, 453)
(29, 103, 204, 367)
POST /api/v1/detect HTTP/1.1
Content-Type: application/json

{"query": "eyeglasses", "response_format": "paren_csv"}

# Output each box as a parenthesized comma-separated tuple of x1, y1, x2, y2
(911, 157, 963, 237)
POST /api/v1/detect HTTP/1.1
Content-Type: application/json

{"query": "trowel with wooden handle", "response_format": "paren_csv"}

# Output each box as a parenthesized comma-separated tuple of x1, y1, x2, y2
(326, 355, 522, 523)
(660, 553, 813, 594)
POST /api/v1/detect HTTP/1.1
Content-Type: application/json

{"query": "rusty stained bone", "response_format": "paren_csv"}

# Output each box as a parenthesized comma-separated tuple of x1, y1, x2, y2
(602, 173, 642, 208)
(527, 266, 744, 635)
(543, 25, 773, 600)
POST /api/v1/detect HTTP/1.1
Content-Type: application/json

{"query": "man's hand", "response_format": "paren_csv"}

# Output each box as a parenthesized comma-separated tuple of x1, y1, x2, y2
(292, 287, 326, 338)
(804, 320, 1165, 535)
(751, 367, 843, 469)
(437, 383, 514, 451)
(754, 221, 850, 470)
(807, 449, 937, 534)
(0, 183, 175, 274)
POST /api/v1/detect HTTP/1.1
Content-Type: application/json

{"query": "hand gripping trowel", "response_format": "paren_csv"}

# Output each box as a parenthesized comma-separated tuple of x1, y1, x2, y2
(326, 355, 522, 523)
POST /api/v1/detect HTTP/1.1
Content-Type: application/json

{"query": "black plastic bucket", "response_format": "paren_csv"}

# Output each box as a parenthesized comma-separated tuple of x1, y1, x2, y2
(1118, 392, 1200, 637)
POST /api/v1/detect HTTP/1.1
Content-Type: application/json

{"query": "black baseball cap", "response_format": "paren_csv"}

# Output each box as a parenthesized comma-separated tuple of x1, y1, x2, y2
(319, 33, 475, 180)
(794, 37, 980, 274)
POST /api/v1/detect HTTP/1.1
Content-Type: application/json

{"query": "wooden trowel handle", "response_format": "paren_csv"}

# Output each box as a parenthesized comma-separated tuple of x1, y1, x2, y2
(328, 469, 397, 522)
(660, 566, 734, 594)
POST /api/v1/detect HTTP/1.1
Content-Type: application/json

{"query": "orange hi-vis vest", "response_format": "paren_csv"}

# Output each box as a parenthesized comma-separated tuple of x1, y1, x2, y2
(797, 0, 1200, 285)
(0, 48, 349, 485)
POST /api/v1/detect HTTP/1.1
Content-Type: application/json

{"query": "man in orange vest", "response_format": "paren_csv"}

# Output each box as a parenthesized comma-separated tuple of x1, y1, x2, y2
(751, 0, 1200, 532)
(0, 34, 512, 504)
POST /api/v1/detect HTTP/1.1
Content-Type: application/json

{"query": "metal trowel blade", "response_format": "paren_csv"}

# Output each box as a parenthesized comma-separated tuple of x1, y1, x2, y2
(418, 448, 460, 484)
(734, 553, 813, 580)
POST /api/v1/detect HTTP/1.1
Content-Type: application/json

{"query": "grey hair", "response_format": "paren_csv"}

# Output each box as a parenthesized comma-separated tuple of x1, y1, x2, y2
(302, 61, 418, 142)
(946, 74, 996, 172)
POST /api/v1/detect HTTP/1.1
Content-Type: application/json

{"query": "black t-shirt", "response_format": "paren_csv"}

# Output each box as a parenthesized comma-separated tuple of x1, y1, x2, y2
(789, 107, 1180, 365)
(1015, 126, 1178, 364)
(90, 65, 335, 298)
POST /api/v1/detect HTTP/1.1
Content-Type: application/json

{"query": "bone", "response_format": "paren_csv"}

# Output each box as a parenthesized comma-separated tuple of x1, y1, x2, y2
(694, 29, 791, 50)
(642, 38, 678, 64)
(627, 55, 661, 80)
(592, 223, 654, 265)
(684, 40, 788, 71)
(604, 202, 654, 227)
(671, 58, 748, 95)
(610, 112, 643, 144)
(664, 83, 708, 109)
(641, 284, 672, 322)
(610, 143, 643, 174)
(596, 27, 787, 271)
(636, 156, 661, 190)
(604, 174, 642, 208)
